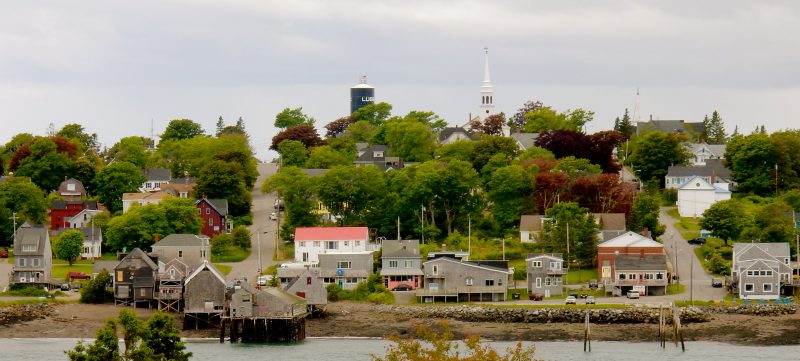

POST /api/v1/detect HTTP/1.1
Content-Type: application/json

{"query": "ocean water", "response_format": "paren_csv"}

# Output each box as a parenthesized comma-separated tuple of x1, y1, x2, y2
(1, 337, 798, 361)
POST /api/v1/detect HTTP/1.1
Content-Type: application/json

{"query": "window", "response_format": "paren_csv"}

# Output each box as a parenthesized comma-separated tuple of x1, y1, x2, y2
(656, 273, 664, 280)
(766, 270, 773, 276)
(432, 265, 438, 275)
(18, 258, 25, 267)
(389, 261, 398, 268)
(549, 262, 560, 269)
(764, 284, 773, 292)
(314, 241, 320, 247)
(84, 247, 90, 254)
(545, 277, 551, 286)
(744, 283, 754, 292)
(785, 258, 790, 265)
(465, 277, 474, 286)
(117, 271, 124, 282)
(140, 288, 147, 297)
(485, 279, 495, 286)
(208, 218, 213, 226)
(645, 273, 654, 280)
(405, 260, 413, 268)
(67, 183, 76, 191)
(337, 261, 352, 269)
(531, 261, 542, 268)
(498, 278, 503, 286)
(535, 278, 542, 288)
(32, 258, 40, 267)
(300, 241, 306, 247)
(22, 244, 37, 252)
(307, 277, 312, 285)
(344, 241, 349, 247)
(205, 208, 210, 214)
(618, 273, 626, 280)
(323, 277, 335, 283)
(346, 277, 359, 284)
(168, 269, 176, 278)
(356, 241, 361, 246)
(325, 241, 338, 250)
(746, 270, 754, 276)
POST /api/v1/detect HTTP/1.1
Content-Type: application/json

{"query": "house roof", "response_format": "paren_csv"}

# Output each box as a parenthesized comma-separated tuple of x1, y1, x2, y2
(294, 227, 369, 241)
(380, 268, 424, 276)
(123, 192, 170, 201)
(117, 248, 158, 271)
(593, 213, 626, 231)
(598, 231, 663, 248)
(519, 215, 544, 231)
(142, 168, 172, 181)
(55, 227, 102, 242)
(196, 198, 228, 217)
(525, 253, 563, 262)
(93, 260, 118, 274)
(355, 144, 389, 163)
(381, 239, 420, 258)
(277, 266, 311, 278)
(161, 182, 194, 195)
(510, 133, 540, 150)
(666, 165, 732, 179)
(438, 127, 477, 142)
(614, 255, 668, 271)
(154, 234, 209, 248)
(734, 243, 790, 261)
(424, 257, 512, 274)
(636, 120, 687, 135)
(285, 268, 322, 289)
(57, 178, 86, 196)
(51, 200, 98, 210)
(184, 260, 226, 285)
(13, 225, 49, 255)
(688, 143, 727, 157)
(261, 286, 306, 306)
(677, 176, 716, 191)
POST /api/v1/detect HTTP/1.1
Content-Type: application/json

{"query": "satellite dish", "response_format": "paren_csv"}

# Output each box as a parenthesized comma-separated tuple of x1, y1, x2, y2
(336, 268, 345, 277)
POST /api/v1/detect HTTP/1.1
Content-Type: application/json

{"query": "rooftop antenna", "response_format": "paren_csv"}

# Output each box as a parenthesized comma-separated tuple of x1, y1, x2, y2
(150, 118, 155, 149)
(359, 75, 368, 84)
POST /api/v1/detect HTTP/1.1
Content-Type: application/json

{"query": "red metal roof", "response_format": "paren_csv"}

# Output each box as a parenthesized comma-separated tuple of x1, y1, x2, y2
(294, 227, 368, 241)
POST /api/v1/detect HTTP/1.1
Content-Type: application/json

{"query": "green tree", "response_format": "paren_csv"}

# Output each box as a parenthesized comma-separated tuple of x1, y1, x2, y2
(352, 102, 392, 126)
(435, 141, 475, 162)
(230, 225, 252, 251)
(700, 199, 747, 246)
(106, 136, 151, 168)
(80, 269, 113, 304)
(67, 319, 120, 361)
(725, 133, 776, 195)
(317, 165, 386, 225)
(194, 160, 252, 217)
(0, 176, 48, 224)
(215, 116, 225, 137)
(413, 160, 481, 235)
(519, 146, 555, 161)
(54, 229, 84, 265)
(305, 145, 353, 169)
(263, 167, 319, 240)
(470, 135, 520, 172)
(274, 107, 315, 129)
(142, 312, 191, 361)
(94, 161, 147, 214)
(12, 137, 78, 192)
(57, 123, 98, 152)
(627, 131, 690, 187)
(160, 119, 205, 142)
(277, 140, 309, 167)
(539, 202, 599, 268)
(629, 193, 665, 239)
(403, 110, 448, 133)
(343, 120, 378, 143)
(384, 119, 436, 162)
(105, 197, 201, 251)
(707, 111, 727, 144)
(487, 165, 535, 228)
(746, 201, 795, 243)
(552, 156, 601, 180)
(614, 108, 634, 137)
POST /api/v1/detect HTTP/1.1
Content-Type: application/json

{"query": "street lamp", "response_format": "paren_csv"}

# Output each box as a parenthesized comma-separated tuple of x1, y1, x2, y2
(257, 230, 271, 275)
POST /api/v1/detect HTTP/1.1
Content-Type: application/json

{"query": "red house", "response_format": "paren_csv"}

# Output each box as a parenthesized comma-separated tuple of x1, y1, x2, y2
(597, 231, 668, 296)
(196, 198, 230, 238)
(50, 200, 98, 230)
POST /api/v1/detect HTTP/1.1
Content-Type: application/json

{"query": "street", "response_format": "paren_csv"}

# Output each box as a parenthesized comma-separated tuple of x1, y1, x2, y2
(223, 162, 281, 281)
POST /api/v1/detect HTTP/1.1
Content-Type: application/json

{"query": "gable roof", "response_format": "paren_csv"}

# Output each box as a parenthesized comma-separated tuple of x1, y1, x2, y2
(438, 127, 477, 142)
(154, 234, 209, 248)
(117, 248, 158, 271)
(93, 260, 119, 274)
(285, 268, 322, 289)
(184, 260, 226, 285)
(381, 239, 420, 258)
(424, 256, 512, 274)
(294, 227, 369, 241)
(598, 231, 663, 248)
(51, 200, 98, 210)
(636, 120, 687, 135)
(593, 213, 626, 231)
(142, 168, 172, 181)
(57, 178, 86, 196)
(195, 198, 228, 217)
(525, 253, 563, 262)
(734, 243, 790, 262)
(667, 164, 732, 179)
(677, 176, 715, 191)
(614, 255, 668, 271)
(510, 133, 540, 150)
(55, 227, 102, 241)
(355, 144, 389, 162)
(13, 225, 49, 255)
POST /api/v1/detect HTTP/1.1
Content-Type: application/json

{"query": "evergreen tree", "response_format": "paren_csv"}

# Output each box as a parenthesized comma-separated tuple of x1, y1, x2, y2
(235, 117, 245, 132)
(215, 116, 224, 137)
(616, 108, 633, 137)
(700, 114, 710, 142)
(731, 125, 740, 137)
(707, 110, 727, 144)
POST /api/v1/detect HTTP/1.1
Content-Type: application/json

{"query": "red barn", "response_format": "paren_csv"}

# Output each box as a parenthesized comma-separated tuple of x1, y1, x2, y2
(196, 198, 230, 238)
(50, 200, 98, 230)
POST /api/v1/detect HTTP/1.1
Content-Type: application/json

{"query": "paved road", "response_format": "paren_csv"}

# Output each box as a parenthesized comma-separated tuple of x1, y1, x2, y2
(659, 207, 727, 302)
(0, 258, 11, 292)
(224, 162, 281, 281)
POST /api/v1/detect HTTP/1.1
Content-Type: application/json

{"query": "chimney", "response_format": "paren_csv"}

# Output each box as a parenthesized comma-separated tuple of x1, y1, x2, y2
(515, 127, 521, 134)
(154, 232, 159, 242)
(642, 228, 651, 239)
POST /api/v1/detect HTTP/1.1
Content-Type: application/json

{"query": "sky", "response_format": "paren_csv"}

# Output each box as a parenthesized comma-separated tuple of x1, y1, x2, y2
(2, 1, 800, 161)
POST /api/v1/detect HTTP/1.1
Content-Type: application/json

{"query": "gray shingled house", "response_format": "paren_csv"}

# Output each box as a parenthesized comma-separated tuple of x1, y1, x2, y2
(613, 255, 669, 296)
(284, 268, 327, 314)
(114, 248, 158, 307)
(11, 225, 52, 286)
(319, 252, 374, 290)
(526, 253, 565, 297)
(380, 239, 423, 290)
(151, 233, 210, 271)
(417, 257, 512, 303)
(183, 261, 227, 328)
(732, 243, 792, 300)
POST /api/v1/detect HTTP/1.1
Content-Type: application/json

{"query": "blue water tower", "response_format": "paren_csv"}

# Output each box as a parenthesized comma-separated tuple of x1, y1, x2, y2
(350, 75, 375, 114)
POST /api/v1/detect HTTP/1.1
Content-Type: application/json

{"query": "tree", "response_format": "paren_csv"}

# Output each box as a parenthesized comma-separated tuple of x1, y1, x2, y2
(0, 176, 48, 224)
(700, 199, 746, 246)
(80, 269, 113, 304)
(629, 193, 665, 239)
(373, 323, 541, 361)
(305, 145, 353, 169)
(230, 225, 251, 251)
(54, 229, 84, 265)
(470, 135, 520, 172)
(274, 107, 315, 129)
(57, 123, 98, 152)
(487, 165, 535, 228)
(435, 141, 475, 162)
(538, 202, 598, 268)
(351, 102, 392, 126)
(105, 197, 201, 251)
(11, 137, 78, 191)
(519, 146, 555, 161)
(509, 100, 543, 131)
(707, 111, 727, 144)
(324, 116, 355, 138)
(627, 131, 690, 187)
(614, 108, 634, 137)
(194, 160, 252, 217)
(744, 200, 795, 243)
(67, 310, 191, 361)
(521, 105, 593, 133)
(412, 160, 481, 235)
(571, 173, 636, 216)
(534, 171, 570, 212)
(106, 136, 151, 168)
(384, 119, 436, 162)
(277, 140, 308, 167)
(216, 116, 225, 137)
(553, 156, 601, 181)
(725, 133, 776, 195)
(263, 167, 319, 240)
(468, 113, 506, 135)
(317, 165, 386, 225)
(270, 124, 325, 150)
(403, 110, 448, 133)
(160, 119, 205, 142)
(94, 161, 147, 214)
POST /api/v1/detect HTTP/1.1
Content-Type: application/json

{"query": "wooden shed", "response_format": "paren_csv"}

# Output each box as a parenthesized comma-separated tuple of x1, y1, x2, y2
(114, 248, 158, 307)
(183, 261, 226, 329)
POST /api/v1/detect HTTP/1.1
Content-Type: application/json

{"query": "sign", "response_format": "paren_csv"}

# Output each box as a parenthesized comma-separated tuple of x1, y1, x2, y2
(336, 268, 345, 277)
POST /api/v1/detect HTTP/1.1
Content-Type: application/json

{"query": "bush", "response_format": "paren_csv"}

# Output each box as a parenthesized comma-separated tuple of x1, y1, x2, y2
(80, 269, 113, 304)
(326, 283, 342, 302)
(366, 291, 394, 304)
(231, 226, 252, 251)
(6, 285, 48, 297)
(662, 188, 678, 206)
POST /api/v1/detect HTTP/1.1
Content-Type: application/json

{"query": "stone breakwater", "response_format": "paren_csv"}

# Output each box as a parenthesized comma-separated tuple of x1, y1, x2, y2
(370, 303, 797, 324)
(0, 304, 54, 326)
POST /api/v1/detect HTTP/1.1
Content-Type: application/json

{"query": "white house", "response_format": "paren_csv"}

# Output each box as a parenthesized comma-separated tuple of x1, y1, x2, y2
(293, 227, 377, 264)
(66, 209, 103, 229)
(122, 191, 170, 213)
(687, 143, 726, 166)
(677, 176, 731, 217)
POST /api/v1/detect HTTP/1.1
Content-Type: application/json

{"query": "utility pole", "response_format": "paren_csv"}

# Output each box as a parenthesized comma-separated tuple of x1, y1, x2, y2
(690, 256, 694, 305)
(794, 211, 799, 271)
(420, 204, 425, 244)
(468, 216, 471, 256)
(566, 221, 570, 278)
(397, 216, 401, 241)
(11, 212, 18, 242)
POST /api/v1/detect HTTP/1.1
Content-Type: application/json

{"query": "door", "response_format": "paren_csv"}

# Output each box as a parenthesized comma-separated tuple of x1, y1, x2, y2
(302, 252, 309, 262)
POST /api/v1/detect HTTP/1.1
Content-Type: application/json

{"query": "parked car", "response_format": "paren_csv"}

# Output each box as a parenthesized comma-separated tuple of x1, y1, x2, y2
(392, 284, 413, 291)
(257, 275, 269, 286)
(66, 271, 91, 280)
(711, 278, 723, 288)
(529, 293, 543, 301)
(588, 279, 598, 289)
(565, 296, 577, 305)
(688, 237, 706, 245)
(60, 283, 70, 291)
(269, 212, 278, 221)
(0, 248, 8, 258)
(626, 291, 640, 299)
(585, 296, 596, 305)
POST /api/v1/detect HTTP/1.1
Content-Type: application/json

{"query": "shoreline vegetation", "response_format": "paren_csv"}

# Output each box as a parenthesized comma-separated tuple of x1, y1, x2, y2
(2, 302, 799, 346)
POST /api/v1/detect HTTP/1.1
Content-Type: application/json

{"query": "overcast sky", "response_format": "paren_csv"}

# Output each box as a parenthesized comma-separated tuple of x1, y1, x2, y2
(2, 1, 799, 161)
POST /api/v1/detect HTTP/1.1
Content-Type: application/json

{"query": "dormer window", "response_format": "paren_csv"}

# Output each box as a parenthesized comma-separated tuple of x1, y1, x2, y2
(374, 151, 383, 158)
(22, 244, 37, 252)
(67, 183, 76, 191)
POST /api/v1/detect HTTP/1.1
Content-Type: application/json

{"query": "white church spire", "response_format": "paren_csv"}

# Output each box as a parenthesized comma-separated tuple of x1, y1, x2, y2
(479, 47, 495, 120)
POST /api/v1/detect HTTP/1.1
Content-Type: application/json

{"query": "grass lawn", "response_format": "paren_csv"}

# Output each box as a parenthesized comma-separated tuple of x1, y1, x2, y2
(666, 208, 703, 239)
(51, 264, 94, 279)
(211, 245, 249, 263)
(213, 264, 232, 275)
(666, 283, 685, 295)
(566, 268, 596, 285)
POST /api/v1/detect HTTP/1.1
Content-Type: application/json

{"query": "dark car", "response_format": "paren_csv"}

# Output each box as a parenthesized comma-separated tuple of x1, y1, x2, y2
(66, 271, 91, 280)
(711, 278, 723, 288)
(0, 248, 8, 258)
(688, 237, 706, 245)
(392, 284, 413, 291)
(529, 293, 543, 301)
(588, 279, 598, 289)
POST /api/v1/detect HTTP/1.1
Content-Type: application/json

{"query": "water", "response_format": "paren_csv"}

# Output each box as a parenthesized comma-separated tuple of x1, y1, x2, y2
(1, 338, 798, 360)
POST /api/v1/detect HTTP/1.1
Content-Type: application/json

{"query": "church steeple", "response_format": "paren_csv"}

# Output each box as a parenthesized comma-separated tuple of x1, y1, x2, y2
(479, 47, 495, 120)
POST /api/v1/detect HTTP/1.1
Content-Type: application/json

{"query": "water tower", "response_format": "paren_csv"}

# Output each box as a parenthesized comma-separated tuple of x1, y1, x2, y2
(350, 75, 375, 114)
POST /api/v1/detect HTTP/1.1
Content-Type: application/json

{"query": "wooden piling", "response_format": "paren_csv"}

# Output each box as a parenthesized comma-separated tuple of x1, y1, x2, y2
(219, 319, 226, 343)
(583, 312, 591, 352)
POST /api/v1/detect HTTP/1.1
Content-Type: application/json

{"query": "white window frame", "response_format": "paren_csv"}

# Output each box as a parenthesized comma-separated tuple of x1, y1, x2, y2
(337, 261, 352, 269)
(404, 260, 413, 268)
(485, 279, 495, 286)
(531, 261, 542, 268)
(763, 283, 773, 292)
(432, 265, 438, 275)
(465, 277, 473, 286)
(389, 260, 398, 268)
(744, 283, 754, 292)
(535, 277, 542, 288)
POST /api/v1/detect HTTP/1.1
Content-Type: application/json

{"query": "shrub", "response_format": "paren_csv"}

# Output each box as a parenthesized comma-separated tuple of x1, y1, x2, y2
(366, 291, 394, 304)
(7, 285, 48, 297)
(326, 283, 341, 302)
(80, 269, 114, 304)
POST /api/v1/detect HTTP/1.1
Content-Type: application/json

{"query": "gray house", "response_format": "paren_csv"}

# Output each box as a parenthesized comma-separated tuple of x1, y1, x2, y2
(114, 248, 158, 307)
(732, 243, 792, 300)
(380, 239, 423, 290)
(183, 261, 226, 328)
(526, 253, 565, 297)
(354, 144, 403, 171)
(417, 257, 512, 303)
(319, 252, 374, 290)
(151, 234, 210, 271)
(11, 225, 52, 286)
(612, 255, 669, 296)
(228, 283, 307, 319)
(284, 268, 327, 314)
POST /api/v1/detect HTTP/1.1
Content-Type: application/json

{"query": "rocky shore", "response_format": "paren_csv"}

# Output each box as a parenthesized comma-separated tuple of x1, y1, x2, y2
(1, 302, 799, 346)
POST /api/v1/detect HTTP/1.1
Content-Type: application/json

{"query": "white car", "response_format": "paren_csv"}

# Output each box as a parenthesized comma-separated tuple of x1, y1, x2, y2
(269, 212, 277, 221)
(257, 275, 269, 286)
(626, 291, 640, 299)
(565, 296, 577, 305)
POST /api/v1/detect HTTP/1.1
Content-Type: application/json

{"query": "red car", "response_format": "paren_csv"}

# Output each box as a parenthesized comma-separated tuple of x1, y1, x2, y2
(0, 248, 8, 258)
(67, 271, 91, 280)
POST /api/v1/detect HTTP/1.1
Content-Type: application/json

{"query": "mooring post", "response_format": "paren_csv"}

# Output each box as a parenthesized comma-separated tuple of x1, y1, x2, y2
(219, 319, 226, 344)
(583, 312, 591, 352)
